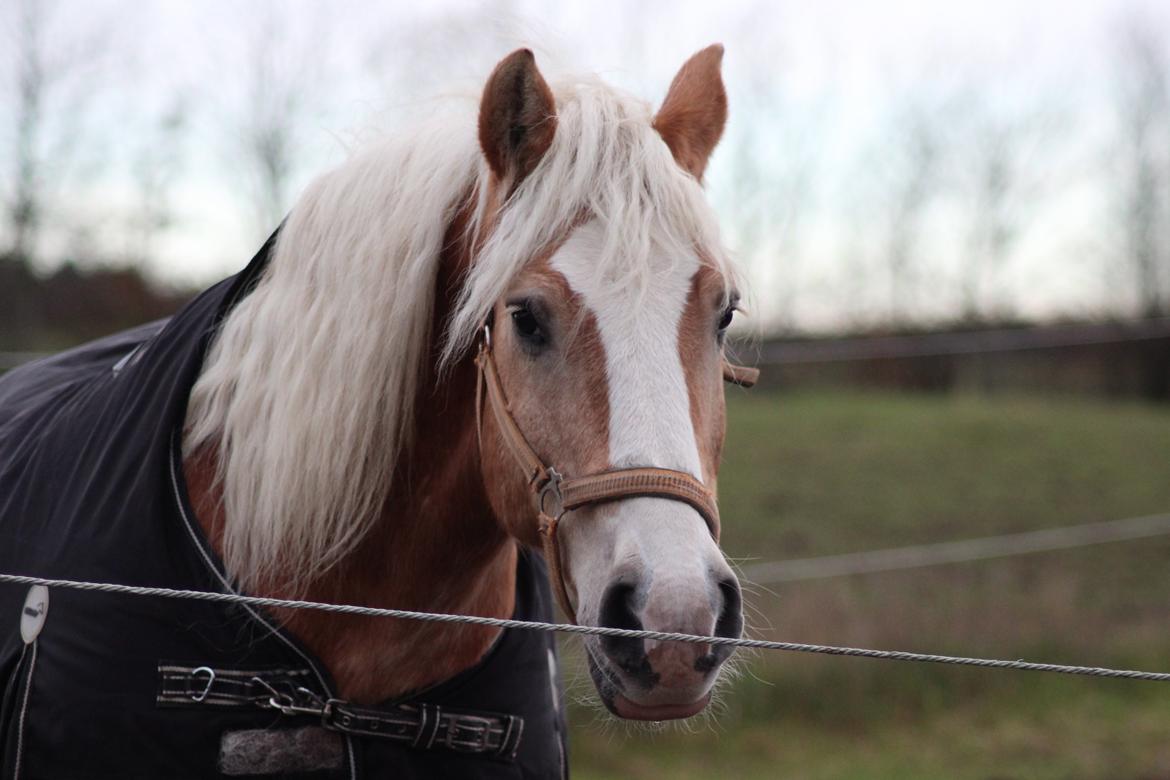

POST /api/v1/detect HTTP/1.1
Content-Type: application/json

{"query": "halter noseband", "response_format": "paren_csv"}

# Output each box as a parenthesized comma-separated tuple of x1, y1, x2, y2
(474, 323, 758, 624)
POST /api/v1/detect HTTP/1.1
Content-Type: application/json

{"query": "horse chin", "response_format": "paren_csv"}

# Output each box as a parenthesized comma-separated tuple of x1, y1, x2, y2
(586, 648, 712, 721)
(609, 692, 711, 721)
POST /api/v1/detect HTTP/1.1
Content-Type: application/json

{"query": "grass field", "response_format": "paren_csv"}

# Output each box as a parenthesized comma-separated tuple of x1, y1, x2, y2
(569, 390, 1170, 779)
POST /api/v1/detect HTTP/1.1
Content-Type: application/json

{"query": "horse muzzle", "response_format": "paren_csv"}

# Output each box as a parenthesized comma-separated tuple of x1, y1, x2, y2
(586, 566, 743, 720)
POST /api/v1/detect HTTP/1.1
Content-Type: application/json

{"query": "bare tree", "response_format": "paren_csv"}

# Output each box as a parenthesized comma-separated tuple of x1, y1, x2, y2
(716, 90, 822, 334)
(126, 101, 188, 265)
(881, 104, 944, 325)
(1111, 15, 1170, 319)
(8, 0, 46, 261)
(4, 0, 107, 264)
(243, 16, 303, 232)
(225, 6, 333, 237)
(956, 100, 1055, 323)
(960, 127, 1015, 321)
(868, 78, 1033, 328)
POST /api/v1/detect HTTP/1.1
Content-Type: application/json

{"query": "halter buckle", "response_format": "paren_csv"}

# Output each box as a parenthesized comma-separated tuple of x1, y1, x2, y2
(537, 468, 565, 520)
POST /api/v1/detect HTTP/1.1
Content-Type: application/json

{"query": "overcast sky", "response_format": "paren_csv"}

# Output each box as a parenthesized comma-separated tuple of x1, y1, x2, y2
(4, 0, 1170, 330)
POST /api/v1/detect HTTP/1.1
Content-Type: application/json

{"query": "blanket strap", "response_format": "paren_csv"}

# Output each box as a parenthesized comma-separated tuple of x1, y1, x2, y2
(156, 665, 524, 761)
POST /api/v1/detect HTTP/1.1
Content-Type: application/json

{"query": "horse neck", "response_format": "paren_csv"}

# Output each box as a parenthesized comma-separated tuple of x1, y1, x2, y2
(284, 354, 517, 701)
(184, 205, 520, 703)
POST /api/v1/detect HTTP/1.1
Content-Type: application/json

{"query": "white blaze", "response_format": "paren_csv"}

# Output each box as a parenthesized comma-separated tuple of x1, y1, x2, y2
(550, 221, 702, 477)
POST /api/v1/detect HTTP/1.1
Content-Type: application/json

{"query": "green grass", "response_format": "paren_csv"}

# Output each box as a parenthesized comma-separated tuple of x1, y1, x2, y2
(573, 677, 1170, 779)
(569, 391, 1170, 778)
(720, 391, 1170, 557)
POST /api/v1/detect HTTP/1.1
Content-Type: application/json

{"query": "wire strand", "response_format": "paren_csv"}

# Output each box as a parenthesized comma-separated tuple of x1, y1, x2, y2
(743, 513, 1170, 584)
(2, 572, 1169, 682)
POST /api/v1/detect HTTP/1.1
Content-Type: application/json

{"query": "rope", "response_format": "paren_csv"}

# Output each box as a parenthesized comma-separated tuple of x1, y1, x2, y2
(743, 513, 1170, 584)
(2, 572, 1168, 683)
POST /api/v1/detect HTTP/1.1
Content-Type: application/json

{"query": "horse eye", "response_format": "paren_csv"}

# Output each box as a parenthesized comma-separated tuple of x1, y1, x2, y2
(511, 306, 543, 342)
(718, 307, 735, 332)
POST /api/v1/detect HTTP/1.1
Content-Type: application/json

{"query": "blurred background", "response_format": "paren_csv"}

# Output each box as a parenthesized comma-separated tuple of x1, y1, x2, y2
(3, 0, 1170, 777)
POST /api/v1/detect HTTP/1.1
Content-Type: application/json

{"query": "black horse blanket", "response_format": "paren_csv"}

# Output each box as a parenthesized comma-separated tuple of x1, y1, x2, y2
(0, 236, 568, 779)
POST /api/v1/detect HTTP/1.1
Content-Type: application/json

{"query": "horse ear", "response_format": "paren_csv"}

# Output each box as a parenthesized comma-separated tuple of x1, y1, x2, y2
(653, 44, 728, 181)
(478, 49, 557, 190)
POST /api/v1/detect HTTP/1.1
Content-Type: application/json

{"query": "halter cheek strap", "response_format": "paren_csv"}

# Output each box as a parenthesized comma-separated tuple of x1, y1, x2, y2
(474, 324, 756, 623)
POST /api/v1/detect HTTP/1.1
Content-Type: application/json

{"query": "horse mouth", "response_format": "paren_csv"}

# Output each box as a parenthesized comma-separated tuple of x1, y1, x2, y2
(586, 646, 711, 721)
(609, 692, 711, 720)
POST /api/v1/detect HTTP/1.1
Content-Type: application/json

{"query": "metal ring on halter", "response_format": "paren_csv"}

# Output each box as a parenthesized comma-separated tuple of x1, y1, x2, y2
(538, 468, 565, 520)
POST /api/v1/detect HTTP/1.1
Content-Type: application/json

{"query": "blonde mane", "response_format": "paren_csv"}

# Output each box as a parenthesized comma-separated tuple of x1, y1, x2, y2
(184, 75, 737, 592)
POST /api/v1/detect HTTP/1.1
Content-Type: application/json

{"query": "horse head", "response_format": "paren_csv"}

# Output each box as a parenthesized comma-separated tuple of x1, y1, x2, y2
(468, 46, 744, 720)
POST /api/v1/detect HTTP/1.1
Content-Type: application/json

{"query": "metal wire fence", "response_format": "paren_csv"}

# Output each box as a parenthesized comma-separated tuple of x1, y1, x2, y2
(6, 507, 1170, 687)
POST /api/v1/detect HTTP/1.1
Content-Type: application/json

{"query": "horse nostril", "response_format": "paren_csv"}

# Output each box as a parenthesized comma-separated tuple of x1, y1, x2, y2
(697, 576, 744, 674)
(715, 577, 743, 639)
(598, 582, 651, 678)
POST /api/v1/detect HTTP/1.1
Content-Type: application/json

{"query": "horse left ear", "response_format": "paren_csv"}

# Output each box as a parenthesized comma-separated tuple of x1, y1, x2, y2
(653, 44, 728, 181)
(478, 49, 558, 192)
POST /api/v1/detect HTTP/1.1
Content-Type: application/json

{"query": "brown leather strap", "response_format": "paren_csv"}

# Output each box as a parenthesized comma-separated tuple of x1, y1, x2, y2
(476, 333, 553, 489)
(537, 513, 575, 623)
(537, 468, 721, 624)
(474, 325, 746, 623)
(722, 360, 759, 387)
(560, 469, 719, 538)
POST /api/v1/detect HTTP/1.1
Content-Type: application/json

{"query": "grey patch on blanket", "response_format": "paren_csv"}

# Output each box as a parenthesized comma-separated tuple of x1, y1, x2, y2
(219, 726, 344, 775)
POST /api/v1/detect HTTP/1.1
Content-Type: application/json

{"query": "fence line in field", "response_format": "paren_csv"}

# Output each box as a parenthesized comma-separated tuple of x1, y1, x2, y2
(3, 564, 1170, 683)
(741, 512, 1170, 584)
(750, 317, 1170, 366)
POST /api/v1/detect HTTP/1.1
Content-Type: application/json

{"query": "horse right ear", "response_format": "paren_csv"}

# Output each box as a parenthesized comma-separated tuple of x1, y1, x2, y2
(478, 49, 557, 192)
(653, 44, 728, 181)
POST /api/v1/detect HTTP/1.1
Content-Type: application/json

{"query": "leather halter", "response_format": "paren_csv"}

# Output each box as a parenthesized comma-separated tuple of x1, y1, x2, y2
(474, 323, 758, 623)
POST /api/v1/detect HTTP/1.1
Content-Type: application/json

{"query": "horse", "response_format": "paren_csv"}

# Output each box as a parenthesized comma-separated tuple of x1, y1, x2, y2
(0, 45, 752, 778)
